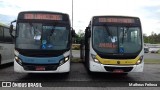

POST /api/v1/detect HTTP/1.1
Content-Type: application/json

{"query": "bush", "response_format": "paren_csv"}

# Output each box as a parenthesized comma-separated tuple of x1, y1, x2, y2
(72, 44, 80, 50)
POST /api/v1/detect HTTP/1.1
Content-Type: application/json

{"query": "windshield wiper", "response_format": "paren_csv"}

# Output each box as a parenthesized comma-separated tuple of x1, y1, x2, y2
(103, 24, 113, 38)
(29, 23, 36, 35)
(50, 23, 58, 36)
(122, 28, 124, 44)
(122, 27, 128, 44)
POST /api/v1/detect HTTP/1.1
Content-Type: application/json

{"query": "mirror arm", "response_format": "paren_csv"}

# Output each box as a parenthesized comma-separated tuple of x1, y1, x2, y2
(71, 27, 76, 37)
(10, 20, 17, 38)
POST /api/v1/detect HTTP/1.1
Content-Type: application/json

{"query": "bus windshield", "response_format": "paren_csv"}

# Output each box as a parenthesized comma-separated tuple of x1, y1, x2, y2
(93, 26, 142, 54)
(16, 23, 69, 50)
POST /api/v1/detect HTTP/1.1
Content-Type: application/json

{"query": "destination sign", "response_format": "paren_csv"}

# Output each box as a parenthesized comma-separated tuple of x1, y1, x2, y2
(98, 17, 135, 23)
(24, 13, 62, 20)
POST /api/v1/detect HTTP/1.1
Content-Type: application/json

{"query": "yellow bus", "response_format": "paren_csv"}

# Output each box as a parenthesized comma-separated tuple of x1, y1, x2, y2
(81, 16, 144, 74)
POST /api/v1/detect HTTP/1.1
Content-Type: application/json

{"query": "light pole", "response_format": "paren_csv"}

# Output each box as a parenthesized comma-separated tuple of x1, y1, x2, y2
(72, 0, 75, 43)
(72, 0, 73, 28)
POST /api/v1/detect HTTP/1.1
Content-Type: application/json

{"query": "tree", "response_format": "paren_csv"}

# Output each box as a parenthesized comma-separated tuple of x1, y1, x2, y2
(74, 30, 84, 44)
(143, 33, 148, 43)
(143, 32, 160, 44)
(77, 29, 85, 38)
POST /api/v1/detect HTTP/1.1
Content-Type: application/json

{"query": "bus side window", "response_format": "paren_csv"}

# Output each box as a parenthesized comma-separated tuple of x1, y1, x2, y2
(4, 27, 13, 43)
(0, 26, 4, 42)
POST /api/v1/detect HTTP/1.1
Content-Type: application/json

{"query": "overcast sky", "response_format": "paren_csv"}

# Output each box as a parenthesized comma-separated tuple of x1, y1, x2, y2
(0, 0, 160, 35)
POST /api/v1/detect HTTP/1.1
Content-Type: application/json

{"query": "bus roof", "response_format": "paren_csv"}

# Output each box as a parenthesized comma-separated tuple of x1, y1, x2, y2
(89, 15, 141, 26)
(92, 15, 140, 19)
(17, 11, 70, 21)
(18, 11, 69, 16)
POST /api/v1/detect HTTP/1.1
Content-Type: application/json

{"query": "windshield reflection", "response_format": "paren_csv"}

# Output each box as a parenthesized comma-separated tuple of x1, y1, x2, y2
(16, 23, 69, 50)
(93, 26, 142, 54)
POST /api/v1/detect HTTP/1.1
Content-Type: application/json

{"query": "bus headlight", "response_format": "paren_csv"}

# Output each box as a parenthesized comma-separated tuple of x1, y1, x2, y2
(136, 56, 143, 65)
(59, 56, 69, 66)
(65, 56, 69, 62)
(59, 60, 65, 66)
(91, 54, 100, 63)
(15, 56, 22, 65)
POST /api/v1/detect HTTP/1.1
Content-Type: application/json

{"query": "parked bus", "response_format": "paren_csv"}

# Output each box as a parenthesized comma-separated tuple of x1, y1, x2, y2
(80, 16, 144, 74)
(10, 11, 75, 73)
(0, 23, 14, 65)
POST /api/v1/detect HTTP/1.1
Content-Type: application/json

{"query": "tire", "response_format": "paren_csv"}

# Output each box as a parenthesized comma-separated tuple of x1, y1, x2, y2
(121, 73, 128, 75)
(64, 72, 70, 75)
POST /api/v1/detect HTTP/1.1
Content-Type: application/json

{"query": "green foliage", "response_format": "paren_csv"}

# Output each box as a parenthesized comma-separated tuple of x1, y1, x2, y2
(143, 32, 160, 44)
(71, 57, 82, 63)
(72, 44, 80, 50)
(144, 59, 160, 64)
(74, 30, 84, 44)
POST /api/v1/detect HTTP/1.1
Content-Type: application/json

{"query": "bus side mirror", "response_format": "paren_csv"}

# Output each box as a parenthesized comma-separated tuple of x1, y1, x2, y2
(9, 24, 14, 38)
(80, 38, 84, 45)
(10, 20, 16, 38)
(72, 29, 76, 37)
(85, 27, 91, 38)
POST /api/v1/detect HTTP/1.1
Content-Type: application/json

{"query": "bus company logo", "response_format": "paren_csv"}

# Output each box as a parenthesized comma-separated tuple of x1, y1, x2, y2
(2, 82, 11, 87)
(117, 61, 120, 64)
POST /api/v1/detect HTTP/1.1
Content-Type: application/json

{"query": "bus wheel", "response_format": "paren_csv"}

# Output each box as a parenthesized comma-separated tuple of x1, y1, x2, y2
(121, 73, 128, 76)
(27, 73, 36, 76)
(87, 70, 94, 75)
(63, 72, 70, 75)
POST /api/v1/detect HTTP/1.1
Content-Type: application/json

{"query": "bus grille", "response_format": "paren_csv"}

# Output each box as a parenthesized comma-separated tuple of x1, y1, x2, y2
(104, 66, 133, 72)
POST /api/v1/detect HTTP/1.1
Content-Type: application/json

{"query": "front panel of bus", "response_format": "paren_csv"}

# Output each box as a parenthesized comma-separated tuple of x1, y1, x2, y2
(14, 12, 71, 73)
(88, 16, 144, 73)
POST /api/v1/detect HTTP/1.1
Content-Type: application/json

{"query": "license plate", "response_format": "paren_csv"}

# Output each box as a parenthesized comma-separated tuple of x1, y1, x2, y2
(35, 66, 45, 71)
(113, 69, 124, 73)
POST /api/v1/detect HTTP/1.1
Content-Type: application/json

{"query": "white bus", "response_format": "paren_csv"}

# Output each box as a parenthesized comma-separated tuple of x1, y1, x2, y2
(10, 11, 75, 73)
(0, 24, 14, 65)
(80, 16, 144, 74)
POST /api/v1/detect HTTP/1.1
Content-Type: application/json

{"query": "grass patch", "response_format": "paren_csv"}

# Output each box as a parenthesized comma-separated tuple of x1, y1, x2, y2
(71, 58, 82, 63)
(144, 59, 160, 64)
(72, 44, 80, 50)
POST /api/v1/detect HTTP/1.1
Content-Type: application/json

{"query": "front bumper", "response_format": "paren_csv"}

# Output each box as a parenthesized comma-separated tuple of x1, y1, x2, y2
(89, 60, 144, 73)
(14, 59, 70, 73)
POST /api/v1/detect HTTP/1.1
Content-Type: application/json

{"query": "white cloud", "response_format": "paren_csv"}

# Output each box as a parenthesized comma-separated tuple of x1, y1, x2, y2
(73, 0, 160, 35)
(0, 0, 160, 35)
(0, 0, 72, 16)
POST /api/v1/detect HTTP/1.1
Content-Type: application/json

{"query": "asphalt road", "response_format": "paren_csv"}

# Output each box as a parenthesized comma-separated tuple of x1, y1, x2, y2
(0, 50, 159, 90)
(72, 50, 80, 58)
(0, 63, 160, 89)
(0, 63, 160, 81)
(144, 53, 160, 60)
